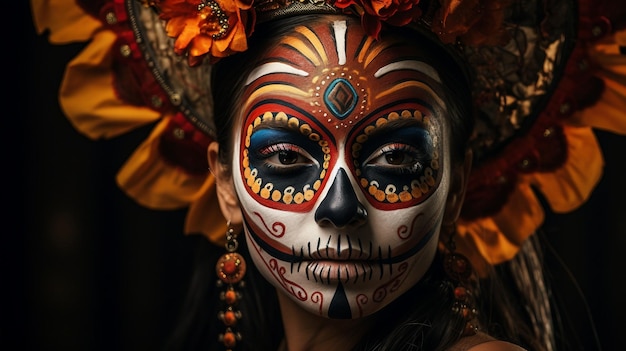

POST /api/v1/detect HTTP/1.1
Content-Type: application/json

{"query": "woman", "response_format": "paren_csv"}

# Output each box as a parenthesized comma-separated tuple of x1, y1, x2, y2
(30, 0, 626, 350)
(201, 13, 528, 350)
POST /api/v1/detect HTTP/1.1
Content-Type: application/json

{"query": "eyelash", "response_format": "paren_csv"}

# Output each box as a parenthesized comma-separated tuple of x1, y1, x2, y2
(258, 143, 301, 156)
(257, 143, 316, 172)
(364, 143, 425, 174)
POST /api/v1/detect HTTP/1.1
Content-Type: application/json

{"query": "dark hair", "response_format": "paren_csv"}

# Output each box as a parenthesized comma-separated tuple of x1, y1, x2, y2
(165, 14, 555, 351)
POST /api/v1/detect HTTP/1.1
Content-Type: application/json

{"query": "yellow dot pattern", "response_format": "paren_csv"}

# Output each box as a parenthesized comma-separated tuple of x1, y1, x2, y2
(351, 110, 440, 204)
(242, 112, 331, 205)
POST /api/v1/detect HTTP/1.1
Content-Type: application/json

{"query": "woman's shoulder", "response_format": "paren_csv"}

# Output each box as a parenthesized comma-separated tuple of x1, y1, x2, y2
(466, 340, 527, 351)
(446, 332, 527, 351)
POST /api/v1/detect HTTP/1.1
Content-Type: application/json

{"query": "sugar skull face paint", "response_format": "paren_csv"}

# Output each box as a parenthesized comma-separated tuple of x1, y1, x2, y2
(231, 18, 453, 319)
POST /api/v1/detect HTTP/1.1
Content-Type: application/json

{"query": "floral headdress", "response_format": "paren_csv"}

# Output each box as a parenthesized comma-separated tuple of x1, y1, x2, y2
(31, 0, 626, 275)
(149, 0, 507, 66)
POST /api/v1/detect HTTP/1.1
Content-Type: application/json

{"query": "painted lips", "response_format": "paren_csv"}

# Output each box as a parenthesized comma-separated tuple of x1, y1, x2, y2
(304, 259, 376, 283)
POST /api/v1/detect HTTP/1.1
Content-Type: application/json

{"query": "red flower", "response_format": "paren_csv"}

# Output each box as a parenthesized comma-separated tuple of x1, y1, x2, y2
(432, 0, 508, 46)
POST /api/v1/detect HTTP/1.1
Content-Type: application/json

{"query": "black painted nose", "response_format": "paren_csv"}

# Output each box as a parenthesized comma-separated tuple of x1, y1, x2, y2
(315, 168, 367, 228)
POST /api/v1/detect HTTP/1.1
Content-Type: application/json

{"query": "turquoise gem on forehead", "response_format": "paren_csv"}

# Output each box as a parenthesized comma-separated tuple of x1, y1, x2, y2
(324, 78, 357, 120)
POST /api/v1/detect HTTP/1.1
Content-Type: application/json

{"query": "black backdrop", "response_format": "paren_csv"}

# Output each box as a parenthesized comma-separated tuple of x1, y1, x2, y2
(13, 2, 626, 350)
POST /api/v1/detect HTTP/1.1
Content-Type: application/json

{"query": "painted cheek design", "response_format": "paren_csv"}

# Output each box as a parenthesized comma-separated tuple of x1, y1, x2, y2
(241, 110, 336, 211)
(349, 109, 442, 209)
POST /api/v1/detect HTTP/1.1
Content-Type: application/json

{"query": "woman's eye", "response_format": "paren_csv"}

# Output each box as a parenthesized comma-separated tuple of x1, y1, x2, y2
(382, 149, 409, 165)
(364, 143, 424, 172)
(277, 150, 299, 164)
(259, 143, 315, 168)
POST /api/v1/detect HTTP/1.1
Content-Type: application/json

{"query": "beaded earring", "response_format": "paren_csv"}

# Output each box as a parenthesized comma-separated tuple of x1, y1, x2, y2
(443, 237, 479, 337)
(216, 221, 247, 350)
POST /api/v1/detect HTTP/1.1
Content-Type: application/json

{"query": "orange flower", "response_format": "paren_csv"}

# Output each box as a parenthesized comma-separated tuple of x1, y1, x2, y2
(158, 0, 253, 65)
(432, 0, 508, 46)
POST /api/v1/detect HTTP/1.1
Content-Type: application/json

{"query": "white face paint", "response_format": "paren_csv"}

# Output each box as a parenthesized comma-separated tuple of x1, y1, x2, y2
(230, 18, 454, 319)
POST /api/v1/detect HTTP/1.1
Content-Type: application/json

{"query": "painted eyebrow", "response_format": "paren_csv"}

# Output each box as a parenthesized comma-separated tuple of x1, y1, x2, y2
(362, 118, 426, 141)
(251, 119, 294, 130)
(245, 62, 309, 86)
(249, 120, 324, 149)
(374, 60, 441, 83)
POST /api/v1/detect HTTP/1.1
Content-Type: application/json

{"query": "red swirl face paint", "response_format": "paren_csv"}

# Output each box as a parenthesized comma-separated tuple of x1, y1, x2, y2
(232, 17, 453, 319)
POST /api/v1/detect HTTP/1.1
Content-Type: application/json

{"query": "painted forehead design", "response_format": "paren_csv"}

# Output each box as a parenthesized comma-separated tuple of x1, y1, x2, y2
(239, 19, 446, 211)
(243, 19, 443, 126)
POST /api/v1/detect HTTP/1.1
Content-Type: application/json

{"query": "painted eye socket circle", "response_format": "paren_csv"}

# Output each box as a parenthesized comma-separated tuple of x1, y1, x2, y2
(348, 109, 442, 208)
(240, 108, 335, 210)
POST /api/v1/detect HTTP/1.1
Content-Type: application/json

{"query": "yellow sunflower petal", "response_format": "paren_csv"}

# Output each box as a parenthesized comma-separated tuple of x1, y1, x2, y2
(574, 29, 626, 134)
(60, 30, 162, 139)
(491, 182, 545, 249)
(456, 217, 519, 277)
(528, 125, 603, 213)
(31, 0, 101, 43)
(457, 180, 544, 273)
(457, 125, 604, 275)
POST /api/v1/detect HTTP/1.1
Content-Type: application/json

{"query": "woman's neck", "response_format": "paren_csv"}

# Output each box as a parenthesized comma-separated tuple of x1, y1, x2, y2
(277, 290, 375, 351)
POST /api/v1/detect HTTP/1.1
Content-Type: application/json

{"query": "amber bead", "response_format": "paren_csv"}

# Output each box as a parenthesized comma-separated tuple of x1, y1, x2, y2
(224, 311, 237, 326)
(223, 331, 237, 348)
(224, 290, 238, 304)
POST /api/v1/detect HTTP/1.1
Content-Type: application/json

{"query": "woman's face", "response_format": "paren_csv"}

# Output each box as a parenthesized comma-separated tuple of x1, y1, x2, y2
(230, 18, 454, 319)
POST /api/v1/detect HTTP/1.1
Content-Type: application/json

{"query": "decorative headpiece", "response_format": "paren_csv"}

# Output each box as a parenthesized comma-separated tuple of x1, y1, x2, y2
(32, 0, 626, 274)
(146, 0, 506, 66)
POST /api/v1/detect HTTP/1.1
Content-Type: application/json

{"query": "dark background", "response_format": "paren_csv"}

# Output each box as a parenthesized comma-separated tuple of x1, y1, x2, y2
(10, 2, 626, 350)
